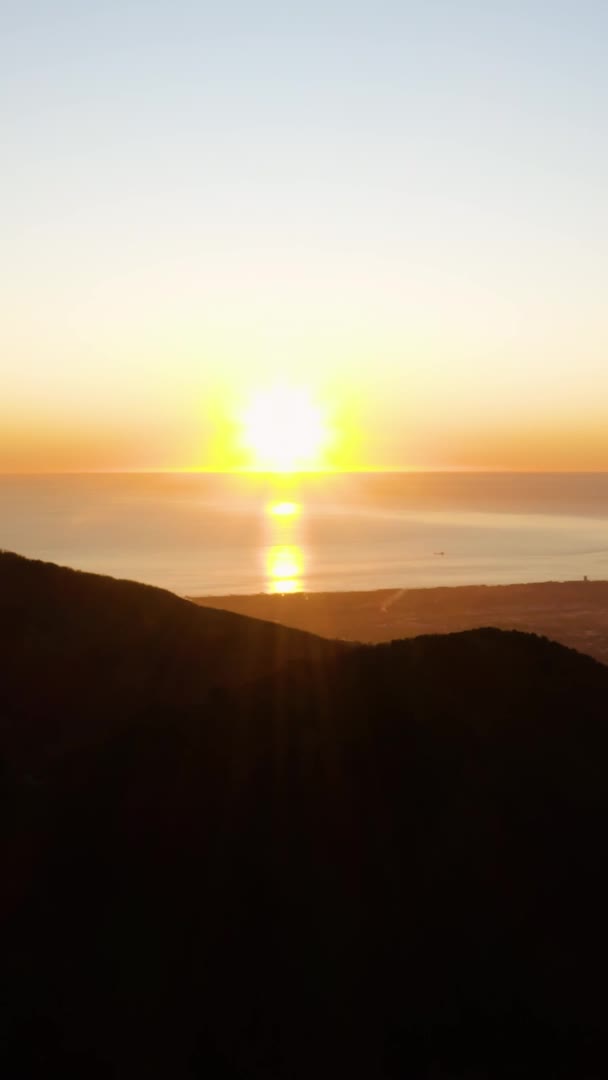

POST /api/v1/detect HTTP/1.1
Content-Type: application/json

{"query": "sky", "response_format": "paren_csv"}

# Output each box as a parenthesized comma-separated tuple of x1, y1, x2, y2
(2, 1, 607, 471)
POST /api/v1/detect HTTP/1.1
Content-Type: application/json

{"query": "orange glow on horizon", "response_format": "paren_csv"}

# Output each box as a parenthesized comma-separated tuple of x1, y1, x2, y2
(6, 390, 608, 475)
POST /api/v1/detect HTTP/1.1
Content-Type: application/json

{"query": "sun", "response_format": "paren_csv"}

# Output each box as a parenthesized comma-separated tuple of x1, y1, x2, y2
(240, 386, 329, 472)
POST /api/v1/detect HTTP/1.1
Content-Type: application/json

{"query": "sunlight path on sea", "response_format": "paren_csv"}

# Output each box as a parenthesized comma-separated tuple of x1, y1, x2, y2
(264, 499, 304, 594)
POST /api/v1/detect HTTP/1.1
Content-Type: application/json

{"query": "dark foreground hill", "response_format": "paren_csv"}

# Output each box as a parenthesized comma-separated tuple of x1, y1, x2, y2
(2, 553, 608, 1077)
(0, 552, 344, 766)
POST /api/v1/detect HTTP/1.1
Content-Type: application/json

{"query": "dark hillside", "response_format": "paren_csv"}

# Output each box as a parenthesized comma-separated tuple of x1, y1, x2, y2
(2, 554, 608, 1077)
(0, 551, 344, 765)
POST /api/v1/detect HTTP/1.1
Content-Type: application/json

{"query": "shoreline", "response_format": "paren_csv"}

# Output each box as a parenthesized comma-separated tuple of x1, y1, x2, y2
(192, 579, 608, 664)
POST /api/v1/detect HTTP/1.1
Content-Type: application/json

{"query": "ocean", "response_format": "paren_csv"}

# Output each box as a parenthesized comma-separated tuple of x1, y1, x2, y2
(2, 472, 608, 597)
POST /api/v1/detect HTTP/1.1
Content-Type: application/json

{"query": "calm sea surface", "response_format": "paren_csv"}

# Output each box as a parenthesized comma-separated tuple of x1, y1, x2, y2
(2, 472, 608, 596)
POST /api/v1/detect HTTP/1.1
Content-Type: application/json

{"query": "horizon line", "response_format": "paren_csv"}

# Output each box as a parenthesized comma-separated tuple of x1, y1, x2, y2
(3, 467, 608, 478)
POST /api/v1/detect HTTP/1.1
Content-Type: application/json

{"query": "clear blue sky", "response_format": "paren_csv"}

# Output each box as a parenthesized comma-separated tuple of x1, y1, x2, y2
(2, 2, 607, 470)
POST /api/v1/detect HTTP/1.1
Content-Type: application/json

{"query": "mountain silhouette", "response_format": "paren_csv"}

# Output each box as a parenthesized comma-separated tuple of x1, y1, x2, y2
(1, 551, 608, 1078)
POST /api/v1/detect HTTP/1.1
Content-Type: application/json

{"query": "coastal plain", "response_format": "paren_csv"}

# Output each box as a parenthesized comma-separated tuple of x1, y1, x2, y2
(193, 580, 608, 664)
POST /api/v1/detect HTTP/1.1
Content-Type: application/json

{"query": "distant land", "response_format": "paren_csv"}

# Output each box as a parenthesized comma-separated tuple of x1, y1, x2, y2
(193, 579, 608, 665)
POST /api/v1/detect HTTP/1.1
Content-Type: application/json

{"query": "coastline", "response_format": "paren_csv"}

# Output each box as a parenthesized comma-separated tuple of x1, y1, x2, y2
(192, 579, 608, 665)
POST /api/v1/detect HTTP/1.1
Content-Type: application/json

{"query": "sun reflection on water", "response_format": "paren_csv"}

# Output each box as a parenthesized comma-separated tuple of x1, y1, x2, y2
(268, 501, 300, 518)
(266, 544, 303, 594)
(263, 493, 305, 593)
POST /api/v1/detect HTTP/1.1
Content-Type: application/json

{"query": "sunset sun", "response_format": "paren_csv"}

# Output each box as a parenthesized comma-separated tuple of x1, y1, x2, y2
(240, 386, 329, 472)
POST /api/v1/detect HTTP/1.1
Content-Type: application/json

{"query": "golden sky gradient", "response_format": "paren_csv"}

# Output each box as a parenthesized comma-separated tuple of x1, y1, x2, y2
(3, 2, 607, 473)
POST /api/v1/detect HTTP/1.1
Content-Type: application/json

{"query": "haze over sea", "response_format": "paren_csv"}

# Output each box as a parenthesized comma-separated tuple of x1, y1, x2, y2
(3, 472, 608, 598)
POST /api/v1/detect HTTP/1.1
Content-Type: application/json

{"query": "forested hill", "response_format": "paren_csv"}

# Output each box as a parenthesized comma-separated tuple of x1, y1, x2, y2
(0, 550, 345, 764)
(1, 551, 608, 1077)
